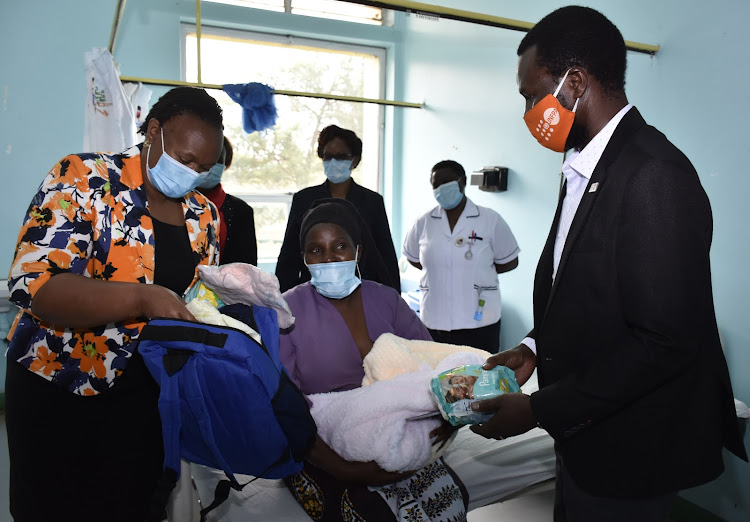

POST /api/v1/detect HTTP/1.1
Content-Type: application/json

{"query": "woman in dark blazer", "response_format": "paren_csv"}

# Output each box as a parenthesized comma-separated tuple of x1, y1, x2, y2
(199, 137, 258, 265)
(275, 125, 400, 292)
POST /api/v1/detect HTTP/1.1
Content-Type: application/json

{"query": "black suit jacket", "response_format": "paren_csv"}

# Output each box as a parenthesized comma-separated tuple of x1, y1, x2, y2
(275, 180, 401, 293)
(220, 194, 257, 266)
(528, 108, 747, 497)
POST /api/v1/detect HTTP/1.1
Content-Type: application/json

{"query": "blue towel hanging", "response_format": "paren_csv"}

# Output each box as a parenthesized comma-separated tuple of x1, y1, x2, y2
(223, 82, 278, 133)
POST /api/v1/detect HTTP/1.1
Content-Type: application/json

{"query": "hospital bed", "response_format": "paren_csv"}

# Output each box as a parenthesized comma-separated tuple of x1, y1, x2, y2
(187, 370, 557, 520)
(182, 375, 750, 521)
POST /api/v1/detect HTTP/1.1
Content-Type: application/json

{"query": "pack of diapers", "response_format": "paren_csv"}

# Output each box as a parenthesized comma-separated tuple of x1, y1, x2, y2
(184, 281, 225, 308)
(430, 364, 520, 426)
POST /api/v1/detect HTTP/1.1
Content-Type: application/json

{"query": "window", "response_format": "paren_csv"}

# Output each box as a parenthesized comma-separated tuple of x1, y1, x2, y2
(203, 0, 384, 25)
(183, 25, 386, 269)
(291, 0, 383, 25)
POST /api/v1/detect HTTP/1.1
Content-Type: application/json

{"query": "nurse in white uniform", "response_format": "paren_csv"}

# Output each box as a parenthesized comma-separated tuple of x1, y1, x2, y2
(403, 160, 519, 352)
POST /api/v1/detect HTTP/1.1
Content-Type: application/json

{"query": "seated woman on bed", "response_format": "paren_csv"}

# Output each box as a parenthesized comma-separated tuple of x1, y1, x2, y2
(280, 198, 468, 521)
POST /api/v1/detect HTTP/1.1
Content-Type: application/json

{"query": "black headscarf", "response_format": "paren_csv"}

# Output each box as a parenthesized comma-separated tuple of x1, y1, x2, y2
(299, 198, 396, 289)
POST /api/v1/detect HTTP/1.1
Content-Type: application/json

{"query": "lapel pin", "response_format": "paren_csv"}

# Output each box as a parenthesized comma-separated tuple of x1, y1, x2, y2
(588, 182, 599, 193)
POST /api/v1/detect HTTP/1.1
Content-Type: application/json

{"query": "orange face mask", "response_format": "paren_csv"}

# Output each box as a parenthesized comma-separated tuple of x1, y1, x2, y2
(523, 69, 579, 153)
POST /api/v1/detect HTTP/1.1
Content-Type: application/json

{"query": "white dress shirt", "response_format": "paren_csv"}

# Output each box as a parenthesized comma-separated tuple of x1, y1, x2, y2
(524, 104, 633, 354)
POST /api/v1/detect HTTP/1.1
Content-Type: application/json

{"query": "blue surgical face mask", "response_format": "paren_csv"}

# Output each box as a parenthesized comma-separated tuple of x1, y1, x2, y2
(433, 180, 463, 210)
(198, 163, 226, 190)
(305, 246, 361, 299)
(323, 159, 353, 184)
(146, 128, 210, 198)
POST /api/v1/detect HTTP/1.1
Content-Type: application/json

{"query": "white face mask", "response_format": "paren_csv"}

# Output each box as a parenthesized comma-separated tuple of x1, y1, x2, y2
(323, 159, 353, 184)
(304, 246, 361, 299)
(198, 163, 226, 190)
(433, 180, 463, 209)
(146, 129, 210, 198)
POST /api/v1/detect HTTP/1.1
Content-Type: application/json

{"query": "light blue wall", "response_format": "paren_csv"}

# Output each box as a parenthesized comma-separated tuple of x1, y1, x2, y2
(1, 1, 748, 519)
(1, 1, 109, 270)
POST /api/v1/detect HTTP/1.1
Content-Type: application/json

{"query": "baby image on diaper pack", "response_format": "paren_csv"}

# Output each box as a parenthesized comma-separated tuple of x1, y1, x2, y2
(431, 364, 520, 426)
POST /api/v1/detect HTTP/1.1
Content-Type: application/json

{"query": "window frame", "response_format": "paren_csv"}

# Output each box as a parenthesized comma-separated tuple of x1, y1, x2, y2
(180, 23, 387, 193)
(180, 23, 388, 266)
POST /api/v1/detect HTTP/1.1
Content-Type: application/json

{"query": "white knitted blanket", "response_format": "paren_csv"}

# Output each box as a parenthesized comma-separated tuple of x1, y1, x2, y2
(362, 333, 491, 386)
(309, 338, 488, 472)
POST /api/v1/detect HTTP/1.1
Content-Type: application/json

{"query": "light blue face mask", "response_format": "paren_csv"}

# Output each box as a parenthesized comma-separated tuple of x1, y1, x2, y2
(433, 180, 464, 210)
(198, 163, 226, 190)
(146, 128, 210, 198)
(305, 246, 361, 299)
(323, 159, 353, 184)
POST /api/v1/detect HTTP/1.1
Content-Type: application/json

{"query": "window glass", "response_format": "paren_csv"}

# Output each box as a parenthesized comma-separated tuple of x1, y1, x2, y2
(203, 0, 383, 24)
(292, 0, 383, 25)
(206, 0, 285, 12)
(238, 197, 291, 273)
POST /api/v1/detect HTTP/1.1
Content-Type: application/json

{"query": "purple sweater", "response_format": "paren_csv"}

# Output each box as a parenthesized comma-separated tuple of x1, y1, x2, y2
(280, 281, 431, 395)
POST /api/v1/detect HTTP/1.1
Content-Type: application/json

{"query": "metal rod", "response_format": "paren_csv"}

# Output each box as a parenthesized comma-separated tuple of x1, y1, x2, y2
(108, 0, 128, 54)
(118, 75, 424, 108)
(339, 0, 660, 55)
(196, 0, 202, 84)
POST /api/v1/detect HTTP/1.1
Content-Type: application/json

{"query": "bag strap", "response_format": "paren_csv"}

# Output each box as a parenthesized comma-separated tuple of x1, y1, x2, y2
(140, 322, 229, 349)
(145, 368, 183, 522)
(252, 306, 282, 368)
(160, 366, 184, 477)
(182, 357, 239, 483)
(145, 467, 178, 522)
(198, 476, 256, 522)
(198, 452, 295, 521)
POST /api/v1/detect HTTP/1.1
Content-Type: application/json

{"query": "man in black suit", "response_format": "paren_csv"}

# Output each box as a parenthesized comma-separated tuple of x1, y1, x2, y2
(470, 6, 747, 521)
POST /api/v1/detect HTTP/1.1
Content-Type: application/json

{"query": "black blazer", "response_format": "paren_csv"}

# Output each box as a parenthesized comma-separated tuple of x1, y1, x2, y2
(275, 180, 401, 293)
(528, 108, 747, 497)
(220, 194, 257, 266)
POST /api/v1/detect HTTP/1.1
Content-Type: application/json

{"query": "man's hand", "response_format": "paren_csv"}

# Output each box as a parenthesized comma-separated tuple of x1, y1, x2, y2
(483, 343, 537, 386)
(469, 392, 537, 440)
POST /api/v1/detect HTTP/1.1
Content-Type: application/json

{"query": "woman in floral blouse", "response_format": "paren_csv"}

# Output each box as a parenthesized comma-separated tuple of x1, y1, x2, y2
(5, 87, 223, 522)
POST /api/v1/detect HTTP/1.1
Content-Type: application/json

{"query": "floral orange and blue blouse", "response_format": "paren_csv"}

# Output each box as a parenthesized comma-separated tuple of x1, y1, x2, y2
(7, 145, 220, 395)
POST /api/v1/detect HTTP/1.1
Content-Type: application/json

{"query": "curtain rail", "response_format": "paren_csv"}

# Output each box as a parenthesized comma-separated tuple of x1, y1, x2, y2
(118, 76, 424, 108)
(108, 0, 127, 54)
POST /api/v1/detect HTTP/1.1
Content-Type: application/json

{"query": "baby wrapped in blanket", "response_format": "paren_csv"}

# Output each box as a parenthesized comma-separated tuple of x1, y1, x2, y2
(308, 334, 490, 472)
